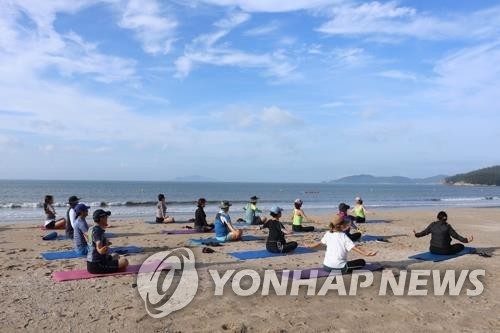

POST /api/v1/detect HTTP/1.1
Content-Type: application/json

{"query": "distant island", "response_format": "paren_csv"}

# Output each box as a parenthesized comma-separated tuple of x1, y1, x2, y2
(325, 174, 447, 185)
(445, 166, 500, 186)
(172, 175, 218, 182)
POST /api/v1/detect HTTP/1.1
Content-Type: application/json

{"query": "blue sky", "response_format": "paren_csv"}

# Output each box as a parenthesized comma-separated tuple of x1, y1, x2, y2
(0, 0, 499, 182)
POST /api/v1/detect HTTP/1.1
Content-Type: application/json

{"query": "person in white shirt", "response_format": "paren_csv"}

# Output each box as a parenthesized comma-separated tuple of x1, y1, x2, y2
(309, 215, 376, 274)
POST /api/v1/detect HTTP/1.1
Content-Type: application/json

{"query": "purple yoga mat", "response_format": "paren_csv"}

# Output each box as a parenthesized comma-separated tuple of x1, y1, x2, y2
(160, 229, 213, 234)
(282, 263, 384, 280)
(52, 261, 170, 282)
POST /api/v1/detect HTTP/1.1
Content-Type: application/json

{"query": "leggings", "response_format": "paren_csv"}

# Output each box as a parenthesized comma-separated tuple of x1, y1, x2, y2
(355, 216, 366, 223)
(430, 243, 464, 255)
(292, 225, 315, 232)
(346, 232, 362, 242)
(266, 241, 298, 253)
(324, 259, 366, 274)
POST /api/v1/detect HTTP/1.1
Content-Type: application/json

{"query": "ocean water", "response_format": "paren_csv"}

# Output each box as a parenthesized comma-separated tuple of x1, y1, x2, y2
(0, 180, 499, 223)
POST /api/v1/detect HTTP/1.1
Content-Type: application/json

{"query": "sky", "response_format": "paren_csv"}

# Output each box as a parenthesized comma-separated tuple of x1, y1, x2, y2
(0, 0, 499, 182)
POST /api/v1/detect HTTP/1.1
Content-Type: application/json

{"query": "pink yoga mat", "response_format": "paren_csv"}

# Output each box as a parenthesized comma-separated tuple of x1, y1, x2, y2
(52, 261, 170, 282)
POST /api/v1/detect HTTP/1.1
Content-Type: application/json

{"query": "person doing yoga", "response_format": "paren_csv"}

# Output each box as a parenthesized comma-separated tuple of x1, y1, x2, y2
(263, 206, 298, 253)
(291, 199, 315, 232)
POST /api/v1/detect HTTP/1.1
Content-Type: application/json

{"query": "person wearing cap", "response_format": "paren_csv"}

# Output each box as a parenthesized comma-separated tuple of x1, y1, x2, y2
(291, 199, 315, 232)
(42, 195, 66, 229)
(156, 194, 175, 223)
(351, 197, 368, 223)
(87, 209, 128, 274)
(65, 195, 80, 239)
(243, 195, 267, 225)
(194, 198, 214, 232)
(73, 203, 91, 256)
(262, 206, 297, 253)
(337, 203, 361, 241)
(214, 201, 242, 242)
(308, 215, 377, 274)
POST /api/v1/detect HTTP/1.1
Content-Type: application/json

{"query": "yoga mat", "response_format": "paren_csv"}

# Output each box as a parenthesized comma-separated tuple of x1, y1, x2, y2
(359, 235, 386, 242)
(189, 235, 264, 245)
(228, 247, 315, 260)
(52, 261, 170, 282)
(145, 220, 193, 224)
(365, 220, 390, 224)
(160, 229, 213, 235)
(41, 246, 143, 260)
(282, 263, 384, 280)
(47, 233, 117, 241)
(408, 247, 476, 262)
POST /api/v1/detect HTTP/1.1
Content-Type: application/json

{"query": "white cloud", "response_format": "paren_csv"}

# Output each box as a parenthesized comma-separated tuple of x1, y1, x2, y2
(114, 0, 178, 54)
(329, 47, 370, 68)
(377, 70, 417, 81)
(198, 0, 340, 13)
(214, 11, 250, 29)
(260, 106, 302, 126)
(244, 22, 279, 36)
(321, 101, 345, 108)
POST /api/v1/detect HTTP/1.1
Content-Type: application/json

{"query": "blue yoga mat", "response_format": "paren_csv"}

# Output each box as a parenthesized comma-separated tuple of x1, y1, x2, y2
(228, 247, 315, 260)
(41, 246, 143, 260)
(408, 247, 475, 262)
(359, 235, 386, 242)
(365, 220, 390, 224)
(52, 233, 117, 241)
(189, 235, 264, 245)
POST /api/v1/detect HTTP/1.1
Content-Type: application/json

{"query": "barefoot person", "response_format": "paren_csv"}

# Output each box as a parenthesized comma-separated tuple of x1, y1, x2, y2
(214, 201, 242, 242)
(291, 199, 315, 232)
(43, 195, 66, 229)
(87, 209, 128, 274)
(351, 197, 368, 223)
(65, 195, 80, 239)
(73, 203, 91, 256)
(413, 211, 473, 255)
(243, 195, 267, 225)
(337, 202, 361, 242)
(156, 194, 175, 223)
(263, 206, 297, 253)
(194, 198, 214, 232)
(309, 215, 377, 274)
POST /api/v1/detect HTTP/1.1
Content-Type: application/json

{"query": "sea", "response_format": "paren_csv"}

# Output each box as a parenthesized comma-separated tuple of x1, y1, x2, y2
(1, 180, 499, 223)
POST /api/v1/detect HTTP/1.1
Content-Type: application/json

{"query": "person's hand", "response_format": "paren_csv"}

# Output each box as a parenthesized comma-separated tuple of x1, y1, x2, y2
(468, 235, 474, 243)
(365, 251, 377, 256)
(412, 229, 417, 235)
(107, 241, 112, 246)
(102, 246, 109, 253)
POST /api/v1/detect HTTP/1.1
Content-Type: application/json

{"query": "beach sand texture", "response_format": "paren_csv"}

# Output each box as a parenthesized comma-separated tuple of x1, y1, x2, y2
(0, 208, 499, 332)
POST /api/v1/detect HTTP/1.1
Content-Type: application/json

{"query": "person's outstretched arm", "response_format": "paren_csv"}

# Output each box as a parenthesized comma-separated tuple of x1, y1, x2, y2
(414, 223, 432, 237)
(351, 246, 377, 256)
(449, 225, 473, 243)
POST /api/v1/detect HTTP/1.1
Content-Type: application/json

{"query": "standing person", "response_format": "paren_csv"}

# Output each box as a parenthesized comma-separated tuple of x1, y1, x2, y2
(194, 198, 214, 232)
(243, 195, 267, 225)
(43, 195, 66, 229)
(73, 203, 91, 256)
(308, 215, 377, 274)
(337, 202, 361, 242)
(156, 194, 175, 223)
(351, 197, 368, 223)
(291, 199, 315, 232)
(87, 209, 128, 274)
(214, 201, 242, 242)
(413, 211, 473, 255)
(263, 206, 298, 253)
(65, 195, 80, 239)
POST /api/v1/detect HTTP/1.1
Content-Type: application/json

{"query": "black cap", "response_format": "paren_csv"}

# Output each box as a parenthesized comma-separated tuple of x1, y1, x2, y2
(250, 195, 259, 202)
(93, 209, 111, 222)
(338, 203, 350, 211)
(68, 196, 80, 204)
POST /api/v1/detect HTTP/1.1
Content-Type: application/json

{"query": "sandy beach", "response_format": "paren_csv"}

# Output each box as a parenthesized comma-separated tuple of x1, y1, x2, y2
(0, 207, 499, 333)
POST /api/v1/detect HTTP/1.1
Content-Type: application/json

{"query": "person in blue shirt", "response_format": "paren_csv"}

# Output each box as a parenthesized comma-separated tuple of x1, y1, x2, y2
(214, 201, 242, 242)
(87, 209, 128, 274)
(73, 203, 91, 256)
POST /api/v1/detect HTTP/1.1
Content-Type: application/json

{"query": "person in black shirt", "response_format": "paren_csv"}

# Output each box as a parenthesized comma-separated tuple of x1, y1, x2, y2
(414, 211, 473, 255)
(194, 198, 214, 232)
(263, 206, 298, 253)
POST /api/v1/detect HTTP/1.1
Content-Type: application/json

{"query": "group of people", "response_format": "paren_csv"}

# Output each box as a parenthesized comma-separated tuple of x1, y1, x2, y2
(42, 193, 473, 275)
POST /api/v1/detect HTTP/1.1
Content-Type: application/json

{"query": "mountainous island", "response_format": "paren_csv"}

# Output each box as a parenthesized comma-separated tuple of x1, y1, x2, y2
(325, 174, 447, 185)
(445, 166, 500, 186)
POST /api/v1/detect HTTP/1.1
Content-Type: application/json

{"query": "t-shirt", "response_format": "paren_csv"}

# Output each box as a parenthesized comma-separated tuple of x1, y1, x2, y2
(194, 207, 207, 229)
(214, 210, 231, 238)
(321, 231, 355, 269)
(156, 201, 166, 219)
(69, 208, 77, 229)
(74, 217, 89, 251)
(44, 203, 56, 222)
(87, 225, 108, 262)
(263, 219, 286, 245)
(244, 203, 260, 224)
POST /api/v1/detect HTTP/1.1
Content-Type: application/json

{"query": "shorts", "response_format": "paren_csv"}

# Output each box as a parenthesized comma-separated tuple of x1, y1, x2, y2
(87, 255, 120, 274)
(355, 216, 366, 223)
(44, 220, 56, 229)
(216, 234, 232, 243)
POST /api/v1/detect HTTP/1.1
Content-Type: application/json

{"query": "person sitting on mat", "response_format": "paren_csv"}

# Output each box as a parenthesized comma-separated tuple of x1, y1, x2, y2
(308, 215, 376, 274)
(43, 195, 66, 229)
(73, 203, 91, 256)
(65, 195, 80, 239)
(214, 201, 242, 242)
(413, 211, 473, 255)
(87, 209, 128, 274)
(351, 197, 368, 223)
(263, 206, 297, 253)
(156, 194, 175, 223)
(291, 199, 315, 232)
(337, 203, 361, 242)
(194, 198, 214, 232)
(242, 195, 267, 225)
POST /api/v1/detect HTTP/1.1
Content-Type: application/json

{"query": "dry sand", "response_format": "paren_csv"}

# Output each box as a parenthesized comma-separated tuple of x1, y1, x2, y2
(0, 208, 499, 333)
